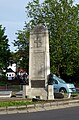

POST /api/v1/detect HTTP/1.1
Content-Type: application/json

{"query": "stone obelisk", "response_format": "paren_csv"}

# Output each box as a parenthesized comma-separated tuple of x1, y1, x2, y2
(23, 25, 53, 100)
(29, 24, 50, 100)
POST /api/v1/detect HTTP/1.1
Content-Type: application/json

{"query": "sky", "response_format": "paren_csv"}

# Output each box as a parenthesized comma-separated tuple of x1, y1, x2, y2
(0, 0, 79, 52)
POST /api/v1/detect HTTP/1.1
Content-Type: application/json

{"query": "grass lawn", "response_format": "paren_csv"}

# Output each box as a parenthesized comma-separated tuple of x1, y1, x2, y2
(0, 100, 33, 107)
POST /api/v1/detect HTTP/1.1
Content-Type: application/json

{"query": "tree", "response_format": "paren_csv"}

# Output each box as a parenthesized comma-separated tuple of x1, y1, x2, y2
(13, 27, 30, 73)
(14, 0, 79, 77)
(0, 25, 10, 70)
(25, 0, 79, 76)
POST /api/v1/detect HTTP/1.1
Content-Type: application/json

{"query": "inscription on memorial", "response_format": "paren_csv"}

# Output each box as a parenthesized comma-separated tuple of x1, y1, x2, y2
(31, 52, 45, 79)
(31, 80, 45, 88)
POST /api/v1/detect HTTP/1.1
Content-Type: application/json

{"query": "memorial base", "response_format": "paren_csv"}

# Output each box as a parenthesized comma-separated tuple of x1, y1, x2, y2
(23, 85, 48, 100)
(48, 85, 54, 100)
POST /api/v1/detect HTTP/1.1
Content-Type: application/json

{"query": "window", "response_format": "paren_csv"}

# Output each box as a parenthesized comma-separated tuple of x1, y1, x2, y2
(9, 74, 11, 76)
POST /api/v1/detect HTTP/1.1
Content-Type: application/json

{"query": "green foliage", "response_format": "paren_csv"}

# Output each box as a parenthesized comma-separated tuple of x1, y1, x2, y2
(0, 101, 33, 107)
(0, 75, 7, 85)
(13, 28, 30, 72)
(13, 0, 79, 77)
(0, 25, 11, 70)
(25, 0, 79, 76)
(0, 75, 7, 80)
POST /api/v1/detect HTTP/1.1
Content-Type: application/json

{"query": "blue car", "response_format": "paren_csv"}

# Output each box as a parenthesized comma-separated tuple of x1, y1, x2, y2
(52, 74, 76, 93)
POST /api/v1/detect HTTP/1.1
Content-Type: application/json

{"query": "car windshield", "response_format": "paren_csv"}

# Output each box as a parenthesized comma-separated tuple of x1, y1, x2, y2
(53, 75, 66, 84)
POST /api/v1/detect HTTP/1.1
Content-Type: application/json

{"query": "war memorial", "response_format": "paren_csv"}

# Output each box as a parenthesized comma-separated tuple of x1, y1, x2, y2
(23, 25, 54, 100)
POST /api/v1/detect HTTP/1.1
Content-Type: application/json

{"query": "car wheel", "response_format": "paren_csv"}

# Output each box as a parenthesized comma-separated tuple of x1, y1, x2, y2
(59, 88, 67, 94)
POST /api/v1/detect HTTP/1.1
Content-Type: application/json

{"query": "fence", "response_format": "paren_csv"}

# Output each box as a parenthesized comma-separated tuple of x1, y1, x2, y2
(0, 85, 22, 91)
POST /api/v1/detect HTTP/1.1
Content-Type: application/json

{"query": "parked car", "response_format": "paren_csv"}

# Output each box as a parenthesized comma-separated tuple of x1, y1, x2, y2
(52, 74, 76, 94)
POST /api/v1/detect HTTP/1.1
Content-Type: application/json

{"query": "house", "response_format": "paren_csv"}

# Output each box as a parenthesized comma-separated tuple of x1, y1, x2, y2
(6, 68, 16, 80)
(6, 62, 16, 80)
(7, 63, 16, 72)
(5, 61, 28, 81)
(17, 68, 27, 76)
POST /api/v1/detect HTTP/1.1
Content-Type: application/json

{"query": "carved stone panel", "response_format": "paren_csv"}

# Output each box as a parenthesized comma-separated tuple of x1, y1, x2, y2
(31, 52, 45, 80)
(30, 33, 46, 50)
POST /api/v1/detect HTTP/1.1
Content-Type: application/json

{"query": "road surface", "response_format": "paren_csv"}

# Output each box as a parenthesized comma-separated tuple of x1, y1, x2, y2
(0, 106, 79, 120)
